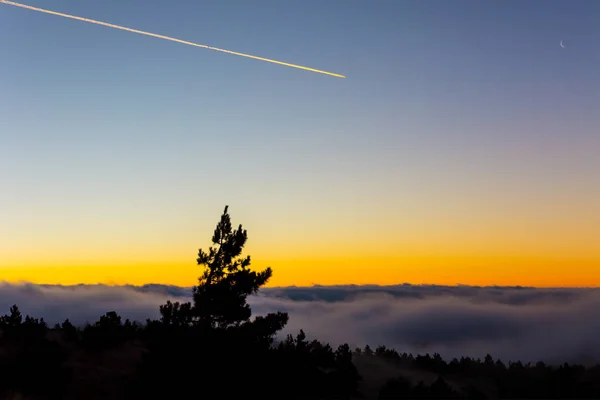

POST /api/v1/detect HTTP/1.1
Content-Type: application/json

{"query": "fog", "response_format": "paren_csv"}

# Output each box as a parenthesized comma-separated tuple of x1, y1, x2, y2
(1, 282, 598, 364)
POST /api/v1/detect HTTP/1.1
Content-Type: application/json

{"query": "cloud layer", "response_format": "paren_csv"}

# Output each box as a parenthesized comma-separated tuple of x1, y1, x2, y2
(1, 282, 599, 365)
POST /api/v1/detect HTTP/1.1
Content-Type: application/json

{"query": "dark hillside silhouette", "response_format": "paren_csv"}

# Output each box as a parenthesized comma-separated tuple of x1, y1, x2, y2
(0, 206, 599, 399)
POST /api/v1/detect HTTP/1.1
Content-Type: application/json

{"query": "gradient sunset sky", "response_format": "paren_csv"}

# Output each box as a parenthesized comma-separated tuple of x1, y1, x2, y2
(1, 0, 599, 287)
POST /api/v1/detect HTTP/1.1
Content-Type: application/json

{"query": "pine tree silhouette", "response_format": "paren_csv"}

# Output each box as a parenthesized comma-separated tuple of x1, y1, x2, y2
(131, 206, 288, 398)
(192, 205, 288, 335)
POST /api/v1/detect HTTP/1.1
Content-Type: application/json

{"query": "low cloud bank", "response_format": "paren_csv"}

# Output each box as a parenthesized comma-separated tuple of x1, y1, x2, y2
(1, 282, 599, 365)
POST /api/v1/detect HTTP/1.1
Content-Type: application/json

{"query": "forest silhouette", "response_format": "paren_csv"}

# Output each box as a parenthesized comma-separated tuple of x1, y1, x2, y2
(1, 206, 599, 399)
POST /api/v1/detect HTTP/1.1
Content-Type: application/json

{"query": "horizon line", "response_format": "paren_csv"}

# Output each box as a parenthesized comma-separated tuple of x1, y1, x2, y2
(2, 280, 599, 290)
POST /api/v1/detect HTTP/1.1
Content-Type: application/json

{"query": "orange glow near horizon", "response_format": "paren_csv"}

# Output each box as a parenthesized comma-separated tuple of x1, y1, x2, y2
(2, 200, 599, 288)
(1, 254, 598, 288)
(2, 201, 599, 288)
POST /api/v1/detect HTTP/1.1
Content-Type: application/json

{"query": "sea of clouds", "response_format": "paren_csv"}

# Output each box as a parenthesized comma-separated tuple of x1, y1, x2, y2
(1, 282, 599, 365)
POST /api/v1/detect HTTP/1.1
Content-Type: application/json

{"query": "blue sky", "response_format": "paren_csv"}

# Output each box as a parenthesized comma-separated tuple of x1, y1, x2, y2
(1, 0, 599, 286)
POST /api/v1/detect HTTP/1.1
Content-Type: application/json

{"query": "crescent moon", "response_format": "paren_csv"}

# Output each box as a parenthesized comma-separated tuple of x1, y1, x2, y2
(560, 40, 566, 49)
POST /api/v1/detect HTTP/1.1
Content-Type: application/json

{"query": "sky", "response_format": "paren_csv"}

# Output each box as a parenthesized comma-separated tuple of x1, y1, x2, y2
(1, 0, 599, 287)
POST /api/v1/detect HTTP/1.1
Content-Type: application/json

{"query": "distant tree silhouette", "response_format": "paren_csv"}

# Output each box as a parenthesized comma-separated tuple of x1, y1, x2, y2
(122, 318, 141, 341)
(273, 330, 361, 399)
(0, 305, 48, 344)
(0, 305, 22, 328)
(82, 311, 127, 350)
(0, 305, 68, 399)
(60, 318, 79, 342)
(158, 300, 193, 327)
(20, 315, 48, 342)
(333, 343, 361, 397)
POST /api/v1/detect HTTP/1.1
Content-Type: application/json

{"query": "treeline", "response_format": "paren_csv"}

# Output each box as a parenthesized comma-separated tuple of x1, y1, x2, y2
(2, 305, 600, 399)
(0, 206, 599, 399)
(359, 345, 600, 399)
(0, 304, 360, 399)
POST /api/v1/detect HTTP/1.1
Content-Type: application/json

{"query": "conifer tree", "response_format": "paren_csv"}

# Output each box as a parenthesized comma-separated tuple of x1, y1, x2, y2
(192, 205, 288, 335)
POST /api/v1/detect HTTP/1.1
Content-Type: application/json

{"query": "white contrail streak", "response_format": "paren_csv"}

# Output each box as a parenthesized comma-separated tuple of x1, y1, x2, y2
(1, 0, 346, 78)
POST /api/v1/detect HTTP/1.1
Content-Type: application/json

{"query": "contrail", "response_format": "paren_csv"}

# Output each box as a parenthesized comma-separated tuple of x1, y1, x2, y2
(1, 0, 346, 78)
